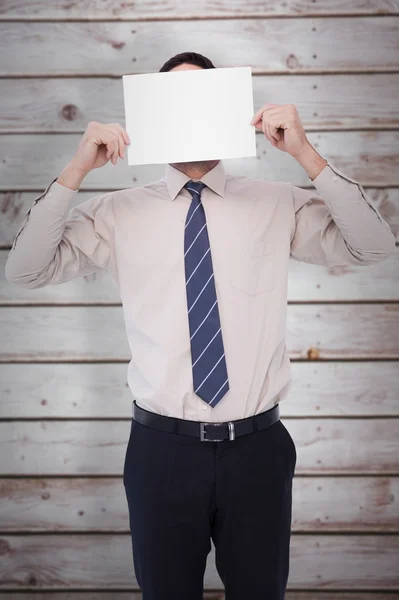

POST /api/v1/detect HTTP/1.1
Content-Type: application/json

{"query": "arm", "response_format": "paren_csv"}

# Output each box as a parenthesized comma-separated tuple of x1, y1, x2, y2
(250, 102, 396, 266)
(5, 121, 130, 289)
(290, 155, 396, 267)
(5, 171, 113, 288)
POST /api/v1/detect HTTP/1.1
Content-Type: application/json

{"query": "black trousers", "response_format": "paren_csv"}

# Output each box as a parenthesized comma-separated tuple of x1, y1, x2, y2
(123, 410, 297, 600)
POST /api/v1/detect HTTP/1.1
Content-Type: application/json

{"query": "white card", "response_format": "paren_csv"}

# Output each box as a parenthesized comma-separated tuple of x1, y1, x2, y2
(122, 66, 256, 165)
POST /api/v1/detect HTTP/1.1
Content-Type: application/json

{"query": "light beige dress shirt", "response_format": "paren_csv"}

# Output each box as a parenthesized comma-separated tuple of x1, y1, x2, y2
(5, 160, 395, 422)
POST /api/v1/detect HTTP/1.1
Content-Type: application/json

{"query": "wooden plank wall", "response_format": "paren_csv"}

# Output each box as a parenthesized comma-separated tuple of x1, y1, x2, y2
(1, 1, 399, 598)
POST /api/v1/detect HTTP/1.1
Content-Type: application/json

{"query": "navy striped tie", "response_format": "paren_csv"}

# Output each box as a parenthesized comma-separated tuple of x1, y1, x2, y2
(183, 181, 229, 407)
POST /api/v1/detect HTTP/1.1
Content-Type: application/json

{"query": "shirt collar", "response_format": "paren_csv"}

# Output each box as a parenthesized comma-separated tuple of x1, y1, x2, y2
(164, 160, 226, 201)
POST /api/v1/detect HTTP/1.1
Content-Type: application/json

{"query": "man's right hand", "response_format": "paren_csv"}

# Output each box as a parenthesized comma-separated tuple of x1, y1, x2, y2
(57, 121, 131, 190)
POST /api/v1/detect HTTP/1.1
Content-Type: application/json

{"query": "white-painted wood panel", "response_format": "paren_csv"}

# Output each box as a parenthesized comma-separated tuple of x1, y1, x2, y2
(1, 362, 398, 418)
(0, 593, 397, 600)
(0, 419, 397, 475)
(1, 476, 397, 532)
(0, 594, 396, 600)
(1, 131, 399, 190)
(1, 3, 398, 597)
(2, 305, 397, 362)
(1, 19, 398, 76)
(1, 74, 399, 131)
(1, 0, 398, 19)
(0, 533, 397, 589)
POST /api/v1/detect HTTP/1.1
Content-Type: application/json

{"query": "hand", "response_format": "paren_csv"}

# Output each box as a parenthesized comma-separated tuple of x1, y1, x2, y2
(250, 103, 309, 157)
(70, 121, 131, 175)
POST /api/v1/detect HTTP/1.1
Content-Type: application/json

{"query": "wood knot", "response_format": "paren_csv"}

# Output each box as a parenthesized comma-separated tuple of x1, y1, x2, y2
(111, 41, 126, 50)
(286, 54, 299, 69)
(61, 104, 79, 122)
(27, 574, 37, 586)
(307, 347, 320, 360)
(0, 539, 15, 556)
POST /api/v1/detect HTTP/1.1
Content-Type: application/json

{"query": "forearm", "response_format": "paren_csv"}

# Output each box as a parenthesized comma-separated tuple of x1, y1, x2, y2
(306, 158, 395, 261)
(293, 142, 328, 181)
(5, 177, 79, 287)
(57, 161, 88, 190)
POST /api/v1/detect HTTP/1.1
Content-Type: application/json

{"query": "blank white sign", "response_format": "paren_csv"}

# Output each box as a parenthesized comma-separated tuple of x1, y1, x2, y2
(122, 66, 257, 165)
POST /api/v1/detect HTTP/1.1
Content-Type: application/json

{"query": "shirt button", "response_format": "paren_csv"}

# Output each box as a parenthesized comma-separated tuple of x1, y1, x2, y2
(202, 405, 208, 411)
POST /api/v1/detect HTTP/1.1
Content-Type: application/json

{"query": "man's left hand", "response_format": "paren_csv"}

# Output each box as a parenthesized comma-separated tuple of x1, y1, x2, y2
(250, 103, 309, 157)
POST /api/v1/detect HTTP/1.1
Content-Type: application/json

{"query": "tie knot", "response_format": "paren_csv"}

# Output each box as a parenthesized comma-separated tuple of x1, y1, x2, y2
(184, 181, 207, 197)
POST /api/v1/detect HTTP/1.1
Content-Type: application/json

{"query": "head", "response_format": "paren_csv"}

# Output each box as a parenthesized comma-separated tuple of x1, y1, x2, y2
(159, 52, 220, 180)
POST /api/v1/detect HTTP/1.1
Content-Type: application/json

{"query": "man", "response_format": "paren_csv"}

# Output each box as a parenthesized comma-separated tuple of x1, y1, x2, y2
(5, 51, 395, 599)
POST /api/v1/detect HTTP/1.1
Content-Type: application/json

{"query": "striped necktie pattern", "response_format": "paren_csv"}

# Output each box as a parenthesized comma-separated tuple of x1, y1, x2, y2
(183, 180, 229, 407)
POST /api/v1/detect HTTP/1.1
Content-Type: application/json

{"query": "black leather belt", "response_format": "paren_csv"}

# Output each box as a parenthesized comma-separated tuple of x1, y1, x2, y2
(132, 400, 280, 442)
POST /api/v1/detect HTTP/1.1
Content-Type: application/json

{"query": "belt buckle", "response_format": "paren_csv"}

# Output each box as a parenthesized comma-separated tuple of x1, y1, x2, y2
(200, 422, 235, 442)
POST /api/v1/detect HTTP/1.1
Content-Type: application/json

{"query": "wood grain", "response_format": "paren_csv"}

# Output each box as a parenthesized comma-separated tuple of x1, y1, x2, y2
(1, 4, 398, 597)
(1, 304, 397, 362)
(1, 595, 398, 600)
(1, 131, 399, 190)
(1, 74, 399, 131)
(0, 418, 397, 475)
(0, 476, 397, 532)
(0, 533, 397, 589)
(1, 0, 398, 19)
(0, 361, 398, 418)
(0, 594, 397, 600)
(286, 303, 399, 360)
(0, 19, 398, 76)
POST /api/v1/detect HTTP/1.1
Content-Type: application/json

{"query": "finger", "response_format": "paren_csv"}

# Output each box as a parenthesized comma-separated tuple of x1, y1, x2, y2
(101, 129, 117, 161)
(122, 128, 131, 146)
(250, 103, 279, 125)
(106, 132, 120, 164)
(113, 131, 125, 159)
(106, 140, 116, 162)
(270, 123, 280, 142)
(112, 136, 119, 164)
(263, 120, 272, 144)
(250, 107, 265, 126)
(261, 116, 271, 143)
(268, 122, 279, 146)
(266, 123, 275, 145)
(110, 127, 127, 158)
(115, 123, 131, 146)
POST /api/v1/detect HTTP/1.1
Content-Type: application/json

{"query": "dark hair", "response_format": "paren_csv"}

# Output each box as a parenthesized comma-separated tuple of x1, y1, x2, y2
(159, 51, 216, 72)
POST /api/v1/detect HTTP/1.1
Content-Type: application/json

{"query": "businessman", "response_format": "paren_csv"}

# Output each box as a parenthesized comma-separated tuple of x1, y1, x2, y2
(5, 51, 395, 600)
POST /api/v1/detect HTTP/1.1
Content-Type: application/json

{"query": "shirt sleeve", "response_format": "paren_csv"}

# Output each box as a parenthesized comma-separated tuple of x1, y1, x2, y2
(290, 161, 396, 267)
(5, 178, 113, 288)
